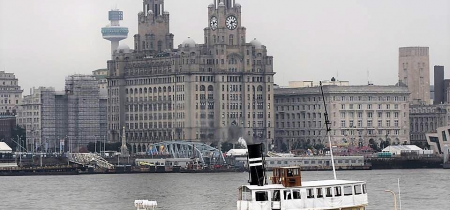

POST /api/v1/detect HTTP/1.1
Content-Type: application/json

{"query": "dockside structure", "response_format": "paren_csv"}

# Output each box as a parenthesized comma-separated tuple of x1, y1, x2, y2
(107, 0, 275, 153)
(274, 85, 410, 150)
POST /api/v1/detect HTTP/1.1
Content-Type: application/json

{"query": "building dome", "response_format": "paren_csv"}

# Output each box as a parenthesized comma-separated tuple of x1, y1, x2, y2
(250, 38, 262, 49)
(235, 3, 241, 7)
(116, 44, 131, 53)
(208, 3, 215, 8)
(218, 2, 225, 7)
(182, 37, 196, 48)
(148, 10, 153, 15)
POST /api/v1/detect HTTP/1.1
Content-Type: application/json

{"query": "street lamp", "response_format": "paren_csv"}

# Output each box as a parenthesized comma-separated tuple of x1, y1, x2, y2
(384, 190, 398, 210)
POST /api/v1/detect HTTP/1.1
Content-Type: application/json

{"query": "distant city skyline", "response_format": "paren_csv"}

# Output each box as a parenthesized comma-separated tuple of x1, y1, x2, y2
(0, 0, 449, 93)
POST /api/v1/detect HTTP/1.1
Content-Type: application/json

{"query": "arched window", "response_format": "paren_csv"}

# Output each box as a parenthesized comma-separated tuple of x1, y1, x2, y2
(149, 88, 152, 93)
(139, 88, 143, 94)
(153, 87, 157, 93)
(125, 89, 129, 94)
(208, 85, 214, 91)
(229, 34, 234, 45)
(163, 87, 167, 92)
(134, 88, 138, 94)
(144, 88, 147, 93)
(168, 86, 172, 92)
(200, 85, 206, 91)
(257, 85, 263, 91)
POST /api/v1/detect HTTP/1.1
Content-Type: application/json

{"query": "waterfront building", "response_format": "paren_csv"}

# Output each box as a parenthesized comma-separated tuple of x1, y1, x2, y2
(398, 47, 430, 105)
(288, 78, 349, 88)
(425, 125, 450, 154)
(18, 87, 57, 152)
(17, 75, 107, 153)
(274, 85, 410, 150)
(101, 9, 129, 58)
(0, 71, 23, 115)
(93, 69, 108, 97)
(409, 104, 450, 147)
(106, 0, 275, 152)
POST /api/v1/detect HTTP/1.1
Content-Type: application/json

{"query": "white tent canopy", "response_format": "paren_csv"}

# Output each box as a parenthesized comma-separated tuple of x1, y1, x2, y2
(382, 145, 423, 155)
(226, 149, 248, 156)
(0, 142, 12, 153)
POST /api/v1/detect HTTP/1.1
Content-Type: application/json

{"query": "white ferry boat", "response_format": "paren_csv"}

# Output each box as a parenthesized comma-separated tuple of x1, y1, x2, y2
(236, 82, 368, 210)
(237, 144, 368, 210)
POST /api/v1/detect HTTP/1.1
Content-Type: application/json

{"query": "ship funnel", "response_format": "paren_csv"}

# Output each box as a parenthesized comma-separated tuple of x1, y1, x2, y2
(247, 144, 266, 186)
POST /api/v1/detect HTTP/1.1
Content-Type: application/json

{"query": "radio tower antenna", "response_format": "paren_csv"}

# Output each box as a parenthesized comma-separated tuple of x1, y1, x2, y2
(320, 82, 337, 180)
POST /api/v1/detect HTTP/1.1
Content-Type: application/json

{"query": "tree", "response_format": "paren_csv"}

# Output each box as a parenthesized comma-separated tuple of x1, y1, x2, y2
(221, 142, 233, 153)
(11, 125, 26, 151)
(314, 143, 325, 151)
(368, 139, 379, 152)
(280, 141, 288, 152)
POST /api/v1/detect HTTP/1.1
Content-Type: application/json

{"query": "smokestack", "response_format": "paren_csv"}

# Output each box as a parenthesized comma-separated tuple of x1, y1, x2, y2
(247, 144, 266, 186)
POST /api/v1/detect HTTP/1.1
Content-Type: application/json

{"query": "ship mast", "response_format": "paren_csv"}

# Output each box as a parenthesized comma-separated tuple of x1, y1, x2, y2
(320, 82, 337, 180)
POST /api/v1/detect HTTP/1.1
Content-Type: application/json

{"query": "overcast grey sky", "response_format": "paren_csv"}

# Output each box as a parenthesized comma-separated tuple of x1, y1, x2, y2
(1, 0, 449, 94)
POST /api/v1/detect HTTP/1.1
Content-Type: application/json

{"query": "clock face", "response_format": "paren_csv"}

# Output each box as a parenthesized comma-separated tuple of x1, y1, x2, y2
(210, 16, 218, 31)
(226, 16, 238, 30)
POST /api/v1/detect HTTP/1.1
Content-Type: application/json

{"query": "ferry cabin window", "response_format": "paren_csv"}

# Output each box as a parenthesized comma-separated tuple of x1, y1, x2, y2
(240, 187, 252, 201)
(335, 186, 342, 196)
(292, 189, 301, 199)
(363, 184, 367, 194)
(255, 191, 269, 201)
(284, 190, 292, 200)
(326, 187, 332, 197)
(344, 186, 353, 196)
(316, 188, 323, 198)
(307, 189, 314, 198)
(354, 185, 362, 195)
(272, 190, 281, 201)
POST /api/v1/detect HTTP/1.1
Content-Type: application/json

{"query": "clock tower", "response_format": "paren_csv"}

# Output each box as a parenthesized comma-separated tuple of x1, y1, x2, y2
(134, 0, 174, 54)
(205, 0, 246, 47)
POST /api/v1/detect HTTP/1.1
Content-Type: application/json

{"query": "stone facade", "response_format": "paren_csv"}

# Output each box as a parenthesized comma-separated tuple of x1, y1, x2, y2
(274, 85, 410, 150)
(409, 104, 450, 146)
(17, 87, 57, 152)
(399, 47, 430, 105)
(0, 71, 23, 115)
(107, 0, 275, 153)
(93, 69, 108, 97)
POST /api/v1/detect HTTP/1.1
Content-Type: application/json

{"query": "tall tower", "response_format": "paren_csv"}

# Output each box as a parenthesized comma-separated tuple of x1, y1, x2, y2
(102, 9, 129, 58)
(399, 47, 430, 105)
(434, 65, 445, 105)
(134, 0, 174, 54)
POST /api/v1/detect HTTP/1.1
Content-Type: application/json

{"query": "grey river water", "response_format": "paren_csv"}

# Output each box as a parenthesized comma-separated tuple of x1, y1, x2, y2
(1, 169, 449, 210)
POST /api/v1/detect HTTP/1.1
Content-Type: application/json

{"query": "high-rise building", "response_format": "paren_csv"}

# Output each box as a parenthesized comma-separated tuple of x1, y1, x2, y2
(434, 66, 445, 105)
(18, 87, 57, 152)
(399, 47, 430, 105)
(17, 75, 107, 153)
(107, 0, 275, 153)
(274, 85, 410, 150)
(65, 75, 104, 151)
(0, 71, 23, 115)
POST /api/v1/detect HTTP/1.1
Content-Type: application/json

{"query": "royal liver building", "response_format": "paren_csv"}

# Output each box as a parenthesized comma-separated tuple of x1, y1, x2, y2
(107, 0, 275, 153)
